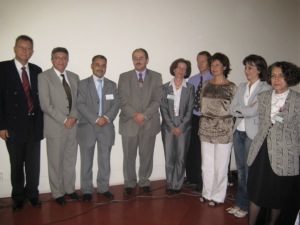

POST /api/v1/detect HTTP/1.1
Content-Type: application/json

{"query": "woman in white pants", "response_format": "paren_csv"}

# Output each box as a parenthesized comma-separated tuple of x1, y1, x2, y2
(198, 53, 236, 206)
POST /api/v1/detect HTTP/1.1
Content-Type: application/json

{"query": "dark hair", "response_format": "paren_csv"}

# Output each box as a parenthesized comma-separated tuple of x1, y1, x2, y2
(132, 48, 149, 60)
(266, 61, 300, 86)
(15, 35, 33, 46)
(210, 52, 231, 78)
(92, 55, 107, 63)
(51, 47, 69, 59)
(197, 51, 211, 61)
(169, 58, 192, 79)
(243, 54, 267, 81)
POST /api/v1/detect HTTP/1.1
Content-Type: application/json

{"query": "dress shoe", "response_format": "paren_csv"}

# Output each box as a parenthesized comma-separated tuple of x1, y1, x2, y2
(28, 198, 42, 207)
(67, 192, 81, 200)
(183, 179, 192, 186)
(166, 188, 173, 194)
(55, 196, 66, 205)
(194, 184, 202, 193)
(123, 187, 133, 196)
(173, 189, 181, 194)
(142, 186, 152, 193)
(82, 194, 92, 202)
(12, 201, 24, 211)
(101, 191, 114, 199)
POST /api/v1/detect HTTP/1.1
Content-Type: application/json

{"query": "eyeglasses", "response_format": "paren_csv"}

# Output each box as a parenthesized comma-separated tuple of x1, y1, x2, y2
(53, 56, 68, 61)
(133, 57, 146, 62)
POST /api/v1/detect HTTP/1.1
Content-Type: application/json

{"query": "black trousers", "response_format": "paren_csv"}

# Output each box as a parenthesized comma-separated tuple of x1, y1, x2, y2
(185, 114, 202, 186)
(6, 118, 41, 202)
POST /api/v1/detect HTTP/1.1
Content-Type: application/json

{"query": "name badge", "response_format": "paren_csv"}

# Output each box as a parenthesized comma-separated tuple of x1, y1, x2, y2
(274, 115, 283, 123)
(106, 94, 114, 100)
(167, 94, 175, 100)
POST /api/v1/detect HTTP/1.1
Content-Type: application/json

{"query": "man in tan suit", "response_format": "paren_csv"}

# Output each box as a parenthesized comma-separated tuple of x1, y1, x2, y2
(118, 48, 163, 195)
(38, 47, 80, 205)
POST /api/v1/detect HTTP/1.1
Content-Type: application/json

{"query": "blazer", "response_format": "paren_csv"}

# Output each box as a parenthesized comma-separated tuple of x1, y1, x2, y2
(0, 60, 43, 142)
(229, 81, 272, 139)
(77, 76, 119, 147)
(160, 81, 194, 133)
(38, 67, 80, 138)
(118, 69, 163, 137)
(247, 89, 300, 176)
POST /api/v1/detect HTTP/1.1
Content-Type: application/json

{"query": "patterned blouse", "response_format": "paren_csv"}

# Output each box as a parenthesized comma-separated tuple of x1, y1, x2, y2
(199, 81, 237, 144)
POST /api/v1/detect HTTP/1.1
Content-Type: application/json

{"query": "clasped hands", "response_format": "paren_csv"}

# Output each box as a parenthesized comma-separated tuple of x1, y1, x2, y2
(64, 117, 77, 129)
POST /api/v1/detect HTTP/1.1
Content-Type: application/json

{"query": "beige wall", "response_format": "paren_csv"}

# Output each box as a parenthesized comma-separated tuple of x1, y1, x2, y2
(0, 0, 299, 197)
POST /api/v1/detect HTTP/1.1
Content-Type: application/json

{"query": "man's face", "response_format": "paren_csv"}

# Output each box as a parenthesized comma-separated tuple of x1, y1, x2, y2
(91, 58, 107, 78)
(132, 50, 148, 72)
(197, 54, 209, 74)
(14, 40, 34, 64)
(51, 52, 69, 73)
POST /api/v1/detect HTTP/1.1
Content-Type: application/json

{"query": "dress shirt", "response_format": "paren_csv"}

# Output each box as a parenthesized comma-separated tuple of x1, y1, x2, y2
(53, 67, 70, 85)
(169, 78, 187, 116)
(237, 79, 260, 131)
(93, 75, 110, 123)
(188, 71, 213, 116)
(14, 59, 31, 85)
(270, 89, 289, 124)
(135, 69, 146, 81)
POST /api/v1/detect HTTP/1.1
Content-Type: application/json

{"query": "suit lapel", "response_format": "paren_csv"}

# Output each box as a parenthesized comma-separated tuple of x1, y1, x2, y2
(88, 76, 100, 113)
(49, 68, 66, 95)
(179, 86, 187, 112)
(248, 81, 263, 104)
(167, 83, 174, 114)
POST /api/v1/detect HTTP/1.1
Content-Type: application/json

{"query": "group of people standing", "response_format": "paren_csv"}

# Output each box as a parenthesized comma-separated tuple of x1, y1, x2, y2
(0, 35, 299, 225)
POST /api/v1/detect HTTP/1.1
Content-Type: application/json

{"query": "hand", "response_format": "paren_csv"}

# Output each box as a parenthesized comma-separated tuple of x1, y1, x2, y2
(64, 117, 77, 129)
(133, 113, 145, 126)
(96, 117, 108, 127)
(172, 127, 181, 136)
(0, 129, 9, 141)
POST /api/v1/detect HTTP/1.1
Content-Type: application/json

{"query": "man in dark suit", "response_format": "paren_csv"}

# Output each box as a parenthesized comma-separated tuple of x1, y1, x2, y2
(118, 48, 163, 195)
(0, 35, 43, 211)
(38, 47, 80, 205)
(77, 55, 119, 202)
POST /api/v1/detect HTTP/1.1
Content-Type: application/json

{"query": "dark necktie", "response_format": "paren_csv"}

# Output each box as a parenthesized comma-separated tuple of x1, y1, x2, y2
(21, 67, 34, 114)
(193, 76, 203, 111)
(61, 74, 72, 113)
(138, 73, 143, 87)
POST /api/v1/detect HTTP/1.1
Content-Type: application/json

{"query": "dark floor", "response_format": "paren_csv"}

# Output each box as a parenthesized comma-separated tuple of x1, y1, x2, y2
(0, 178, 250, 225)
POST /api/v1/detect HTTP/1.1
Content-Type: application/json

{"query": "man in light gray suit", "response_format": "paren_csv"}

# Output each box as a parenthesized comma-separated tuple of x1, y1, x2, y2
(118, 48, 163, 195)
(38, 47, 81, 205)
(77, 55, 119, 202)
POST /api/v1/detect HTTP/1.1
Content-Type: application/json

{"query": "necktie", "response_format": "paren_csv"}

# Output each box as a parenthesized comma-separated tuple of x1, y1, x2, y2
(97, 79, 103, 116)
(138, 73, 143, 87)
(193, 76, 203, 111)
(21, 67, 34, 114)
(61, 74, 72, 113)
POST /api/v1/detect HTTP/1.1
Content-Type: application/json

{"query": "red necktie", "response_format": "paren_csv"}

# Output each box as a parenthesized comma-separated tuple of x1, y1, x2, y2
(21, 67, 34, 114)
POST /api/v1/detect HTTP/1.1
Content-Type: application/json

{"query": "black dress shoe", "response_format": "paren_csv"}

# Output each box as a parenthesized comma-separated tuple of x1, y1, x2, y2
(173, 189, 181, 194)
(123, 187, 133, 196)
(67, 192, 81, 200)
(28, 198, 42, 207)
(101, 191, 114, 199)
(55, 196, 66, 205)
(82, 194, 92, 202)
(166, 188, 173, 194)
(12, 201, 24, 211)
(194, 184, 202, 193)
(142, 186, 152, 193)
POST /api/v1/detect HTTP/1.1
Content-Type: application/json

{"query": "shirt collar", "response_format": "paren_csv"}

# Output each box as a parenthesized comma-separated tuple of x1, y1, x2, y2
(169, 78, 187, 88)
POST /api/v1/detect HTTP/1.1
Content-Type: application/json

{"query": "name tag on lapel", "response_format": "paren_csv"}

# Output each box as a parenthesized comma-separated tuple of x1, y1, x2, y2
(106, 94, 114, 100)
(167, 94, 175, 100)
(274, 115, 283, 123)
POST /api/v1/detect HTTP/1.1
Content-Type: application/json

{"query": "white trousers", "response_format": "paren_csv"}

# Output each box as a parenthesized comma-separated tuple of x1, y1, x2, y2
(201, 141, 232, 203)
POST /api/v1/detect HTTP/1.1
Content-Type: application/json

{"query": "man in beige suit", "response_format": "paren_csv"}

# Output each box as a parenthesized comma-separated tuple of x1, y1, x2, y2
(38, 47, 81, 205)
(118, 48, 163, 195)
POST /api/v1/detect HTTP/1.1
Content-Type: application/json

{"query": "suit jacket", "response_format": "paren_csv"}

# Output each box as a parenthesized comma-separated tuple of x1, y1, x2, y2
(229, 81, 272, 139)
(77, 76, 119, 147)
(247, 89, 300, 176)
(118, 69, 163, 137)
(160, 81, 194, 133)
(38, 67, 79, 138)
(0, 60, 43, 142)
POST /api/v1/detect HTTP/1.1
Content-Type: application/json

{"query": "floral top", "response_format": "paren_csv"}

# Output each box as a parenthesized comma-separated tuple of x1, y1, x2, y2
(199, 81, 236, 144)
